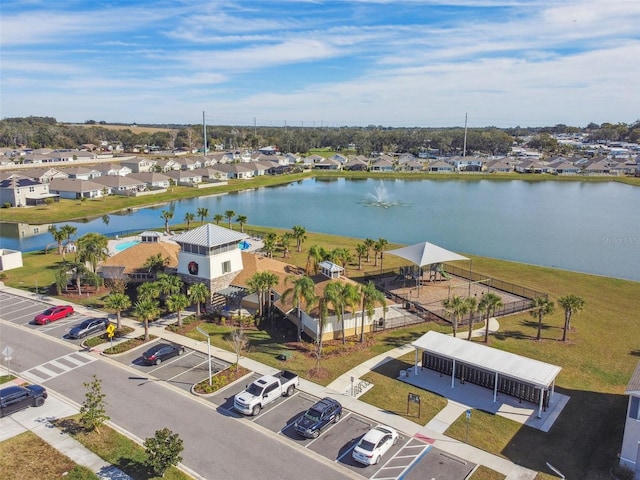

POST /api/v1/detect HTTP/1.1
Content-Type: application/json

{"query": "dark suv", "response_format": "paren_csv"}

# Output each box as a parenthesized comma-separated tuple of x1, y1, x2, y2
(293, 397, 342, 438)
(0, 385, 48, 418)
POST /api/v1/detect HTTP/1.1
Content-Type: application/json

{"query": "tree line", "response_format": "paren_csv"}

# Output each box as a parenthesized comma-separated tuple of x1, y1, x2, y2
(2, 116, 638, 157)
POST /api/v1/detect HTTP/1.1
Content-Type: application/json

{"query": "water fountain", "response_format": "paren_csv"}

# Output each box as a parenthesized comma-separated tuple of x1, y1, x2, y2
(364, 181, 398, 208)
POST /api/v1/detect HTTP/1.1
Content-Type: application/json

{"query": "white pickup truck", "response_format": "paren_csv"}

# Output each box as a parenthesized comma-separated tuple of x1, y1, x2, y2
(234, 370, 299, 416)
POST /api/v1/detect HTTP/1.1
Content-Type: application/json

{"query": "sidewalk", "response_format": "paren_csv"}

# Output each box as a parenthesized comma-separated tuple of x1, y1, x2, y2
(1, 283, 535, 479)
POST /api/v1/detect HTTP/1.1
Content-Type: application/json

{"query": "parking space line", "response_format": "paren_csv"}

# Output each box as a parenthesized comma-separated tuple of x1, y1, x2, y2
(395, 445, 431, 480)
(306, 411, 352, 448)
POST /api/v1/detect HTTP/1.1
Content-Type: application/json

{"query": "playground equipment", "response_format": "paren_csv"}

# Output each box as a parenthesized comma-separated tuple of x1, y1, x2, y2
(429, 263, 450, 282)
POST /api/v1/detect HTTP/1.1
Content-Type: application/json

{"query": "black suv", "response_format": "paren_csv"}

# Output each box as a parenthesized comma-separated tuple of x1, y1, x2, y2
(294, 397, 342, 438)
(0, 385, 48, 418)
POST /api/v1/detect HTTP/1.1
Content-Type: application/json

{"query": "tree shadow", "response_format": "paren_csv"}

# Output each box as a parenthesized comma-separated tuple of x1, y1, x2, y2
(630, 349, 640, 357)
(492, 329, 530, 341)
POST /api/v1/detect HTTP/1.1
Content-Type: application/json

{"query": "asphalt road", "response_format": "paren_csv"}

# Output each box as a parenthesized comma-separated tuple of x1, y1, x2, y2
(0, 320, 354, 480)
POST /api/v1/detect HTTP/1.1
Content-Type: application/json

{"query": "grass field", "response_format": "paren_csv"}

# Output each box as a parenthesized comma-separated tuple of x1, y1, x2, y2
(0, 431, 98, 480)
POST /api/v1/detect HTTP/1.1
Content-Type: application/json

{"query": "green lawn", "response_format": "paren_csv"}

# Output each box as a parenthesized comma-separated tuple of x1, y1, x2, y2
(54, 417, 191, 480)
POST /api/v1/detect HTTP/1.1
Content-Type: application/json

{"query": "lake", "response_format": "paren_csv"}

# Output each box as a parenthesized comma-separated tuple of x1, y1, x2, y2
(1, 178, 639, 281)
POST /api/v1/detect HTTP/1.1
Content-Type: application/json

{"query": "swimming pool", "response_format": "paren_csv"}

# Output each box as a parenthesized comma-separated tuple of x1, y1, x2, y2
(115, 240, 140, 252)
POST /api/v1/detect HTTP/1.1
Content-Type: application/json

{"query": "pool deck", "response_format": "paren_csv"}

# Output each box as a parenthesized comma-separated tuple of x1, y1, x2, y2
(107, 234, 264, 256)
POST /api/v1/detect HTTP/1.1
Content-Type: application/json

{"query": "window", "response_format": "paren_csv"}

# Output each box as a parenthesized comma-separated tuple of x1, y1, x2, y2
(29, 186, 35, 192)
(222, 261, 231, 274)
(630, 396, 640, 420)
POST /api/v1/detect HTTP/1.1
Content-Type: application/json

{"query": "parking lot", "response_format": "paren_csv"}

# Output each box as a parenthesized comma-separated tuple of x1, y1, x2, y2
(1, 290, 476, 479)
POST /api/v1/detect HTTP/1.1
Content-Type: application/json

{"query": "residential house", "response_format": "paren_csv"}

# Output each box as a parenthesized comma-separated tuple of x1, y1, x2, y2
(484, 158, 514, 173)
(63, 167, 101, 180)
(584, 159, 611, 176)
(329, 153, 348, 164)
(176, 157, 203, 171)
(554, 161, 581, 175)
(20, 167, 69, 183)
(93, 175, 146, 194)
(120, 157, 157, 173)
(206, 163, 254, 179)
(370, 158, 394, 172)
(192, 167, 228, 182)
(515, 160, 549, 174)
(165, 170, 202, 186)
(96, 163, 132, 176)
(127, 172, 172, 189)
(403, 160, 425, 172)
(154, 158, 181, 172)
(314, 158, 341, 170)
(428, 160, 455, 173)
(49, 178, 105, 199)
(0, 175, 57, 207)
(450, 157, 485, 172)
(620, 361, 640, 479)
(343, 157, 369, 171)
(301, 154, 324, 168)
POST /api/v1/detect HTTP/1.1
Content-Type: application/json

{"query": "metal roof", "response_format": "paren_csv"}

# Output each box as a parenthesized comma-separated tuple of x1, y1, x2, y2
(625, 362, 640, 395)
(412, 331, 561, 388)
(171, 223, 248, 248)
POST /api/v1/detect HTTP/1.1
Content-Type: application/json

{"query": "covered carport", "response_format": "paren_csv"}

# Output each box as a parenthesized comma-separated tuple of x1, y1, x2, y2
(411, 331, 561, 418)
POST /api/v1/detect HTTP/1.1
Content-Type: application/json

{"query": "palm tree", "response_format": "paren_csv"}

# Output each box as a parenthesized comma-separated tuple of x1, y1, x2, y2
(314, 295, 330, 372)
(77, 233, 108, 273)
(160, 210, 173, 234)
(60, 224, 78, 253)
(236, 215, 248, 233)
(529, 297, 555, 341)
(188, 282, 209, 317)
(363, 238, 375, 263)
(197, 207, 209, 225)
(48, 225, 65, 255)
(156, 273, 183, 297)
(374, 238, 389, 270)
(184, 212, 195, 230)
(137, 281, 160, 303)
(278, 232, 293, 258)
(133, 297, 160, 341)
(282, 275, 316, 342)
(213, 214, 223, 225)
(143, 253, 167, 276)
(558, 294, 585, 342)
(104, 292, 132, 330)
(465, 297, 478, 341)
(166, 293, 190, 327)
(331, 248, 352, 271)
(442, 295, 470, 338)
(262, 232, 277, 258)
(262, 272, 279, 322)
(359, 281, 386, 342)
(355, 243, 367, 270)
(342, 283, 361, 343)
(247, 273, 268, 318)
(478, 293, 503, 343)
(324, 281, 360, 344)
(306, 245, 326, 275)
(292, 225, 307, 252)
(224, 210, 236, 229)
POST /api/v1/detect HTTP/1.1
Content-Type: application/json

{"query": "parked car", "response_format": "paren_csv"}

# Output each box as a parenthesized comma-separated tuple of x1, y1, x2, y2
(234, 370, 299, 416)
(0, 385, 48, 418)
(68, 317, 110, 339)
(33, 305, 74, 325)
(352, 425, 399, 465)
(142, 343, 185, 365)
(293, 397, 342, 438)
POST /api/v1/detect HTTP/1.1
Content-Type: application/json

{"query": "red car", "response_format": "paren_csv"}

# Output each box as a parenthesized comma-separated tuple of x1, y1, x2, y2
(33, 305, 74, 325)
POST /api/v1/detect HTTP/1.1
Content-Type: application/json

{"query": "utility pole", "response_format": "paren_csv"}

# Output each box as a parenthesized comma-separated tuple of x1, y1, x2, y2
(202, 111, 207, 155)
(462, 112, 468, 158)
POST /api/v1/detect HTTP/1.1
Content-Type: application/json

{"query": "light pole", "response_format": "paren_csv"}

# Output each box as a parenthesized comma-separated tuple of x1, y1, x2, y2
(196, 326, 212, 385)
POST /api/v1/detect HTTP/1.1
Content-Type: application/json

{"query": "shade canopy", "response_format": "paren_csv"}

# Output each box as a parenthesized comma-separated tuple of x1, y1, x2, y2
(387, 241, 468, 267)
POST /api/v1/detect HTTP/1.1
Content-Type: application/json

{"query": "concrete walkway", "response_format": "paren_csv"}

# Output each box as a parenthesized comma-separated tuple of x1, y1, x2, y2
(1, 283, 535, 479)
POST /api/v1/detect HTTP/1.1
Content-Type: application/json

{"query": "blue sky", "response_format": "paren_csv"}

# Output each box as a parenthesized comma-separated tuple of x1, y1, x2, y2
(1, 0, 639, 128)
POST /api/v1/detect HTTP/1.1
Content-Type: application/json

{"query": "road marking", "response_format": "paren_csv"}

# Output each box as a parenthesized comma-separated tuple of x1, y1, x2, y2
(395, 444, 432, 480)
(20, 351, 98, 384)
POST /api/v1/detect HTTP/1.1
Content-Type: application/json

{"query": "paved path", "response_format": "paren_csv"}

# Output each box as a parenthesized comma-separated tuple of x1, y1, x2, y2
(1, 284, 535, 479)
